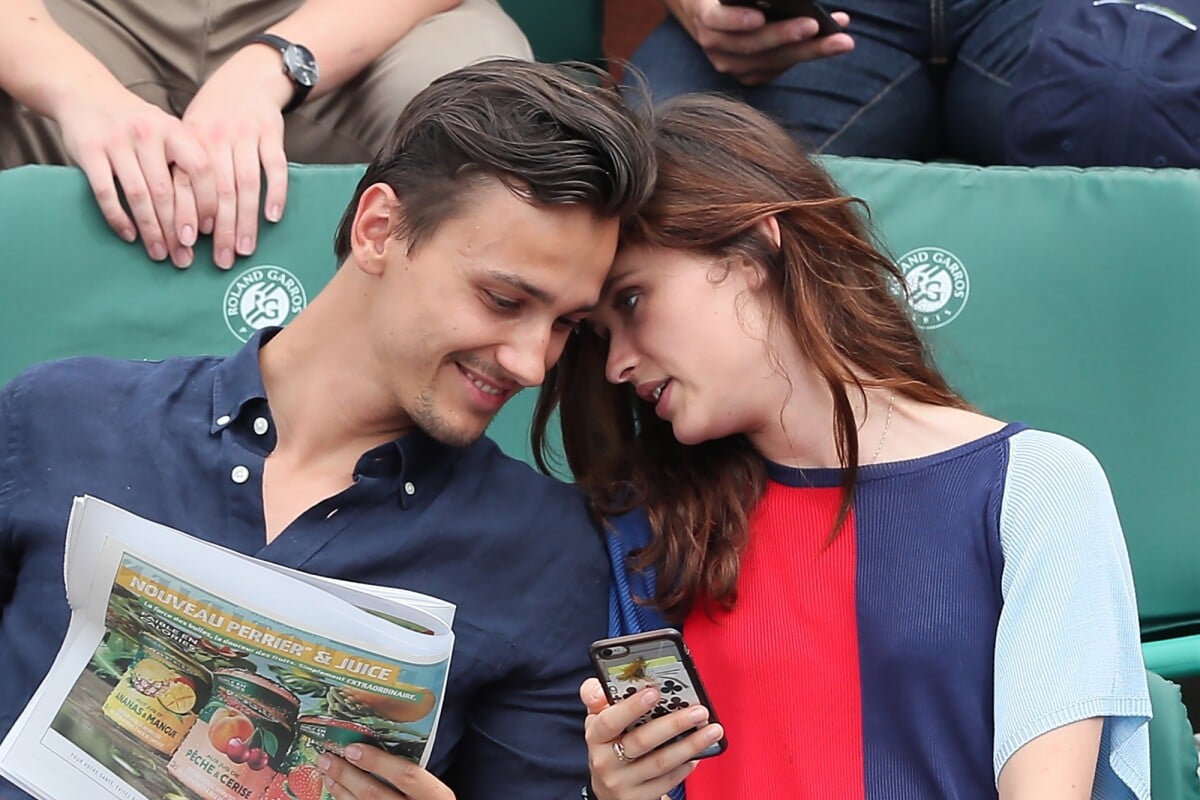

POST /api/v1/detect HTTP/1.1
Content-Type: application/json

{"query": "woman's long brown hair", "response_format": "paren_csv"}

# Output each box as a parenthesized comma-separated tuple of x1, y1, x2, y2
(533, 94, 967, 621)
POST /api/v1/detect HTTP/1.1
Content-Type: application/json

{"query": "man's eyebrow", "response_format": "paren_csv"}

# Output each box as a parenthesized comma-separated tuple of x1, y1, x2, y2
(486, 269, 597, 313)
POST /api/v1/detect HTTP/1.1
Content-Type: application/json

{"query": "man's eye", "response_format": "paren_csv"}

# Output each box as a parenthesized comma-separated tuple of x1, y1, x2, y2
(554, 317, 583, 333)
(487, 293, 520, 311)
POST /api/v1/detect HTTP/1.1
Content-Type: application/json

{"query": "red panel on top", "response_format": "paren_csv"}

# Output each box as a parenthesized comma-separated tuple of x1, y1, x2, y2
(684, 484, 864, 800)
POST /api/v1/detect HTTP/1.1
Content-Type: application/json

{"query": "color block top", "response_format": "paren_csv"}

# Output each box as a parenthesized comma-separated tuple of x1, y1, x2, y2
(606, 426, 1150, 799)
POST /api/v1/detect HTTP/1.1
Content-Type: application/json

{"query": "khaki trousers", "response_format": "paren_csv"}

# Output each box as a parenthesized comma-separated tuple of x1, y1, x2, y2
(0, 0, 532, 166)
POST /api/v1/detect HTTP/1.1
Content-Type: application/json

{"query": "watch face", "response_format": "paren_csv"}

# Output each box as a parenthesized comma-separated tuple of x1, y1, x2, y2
(283, 44, 319, 88)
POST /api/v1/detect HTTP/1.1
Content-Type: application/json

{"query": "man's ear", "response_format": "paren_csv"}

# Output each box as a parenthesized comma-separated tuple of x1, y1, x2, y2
(350, 183, 403, 275)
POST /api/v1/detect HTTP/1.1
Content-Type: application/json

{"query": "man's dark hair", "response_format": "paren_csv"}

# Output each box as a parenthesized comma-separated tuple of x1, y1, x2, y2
(333, 59, 655, 262)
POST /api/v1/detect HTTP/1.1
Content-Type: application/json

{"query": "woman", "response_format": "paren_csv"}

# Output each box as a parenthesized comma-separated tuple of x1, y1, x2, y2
(534, 94, 1150, 800)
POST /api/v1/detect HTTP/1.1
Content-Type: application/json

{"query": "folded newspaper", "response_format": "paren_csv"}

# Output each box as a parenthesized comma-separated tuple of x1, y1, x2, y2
(0, 496, 455, 800)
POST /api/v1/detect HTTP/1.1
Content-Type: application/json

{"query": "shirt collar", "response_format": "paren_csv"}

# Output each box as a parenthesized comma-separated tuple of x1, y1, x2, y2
(209, 326, 462, 508)
(210, 327, 277, 434)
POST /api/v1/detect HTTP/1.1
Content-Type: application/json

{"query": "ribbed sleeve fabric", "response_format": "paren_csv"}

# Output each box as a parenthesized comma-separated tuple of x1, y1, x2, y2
(994, 429, 1151, 798)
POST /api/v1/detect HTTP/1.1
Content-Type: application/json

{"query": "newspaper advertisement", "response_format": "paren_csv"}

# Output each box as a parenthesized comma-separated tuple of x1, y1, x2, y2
(0, 496, 455, 800)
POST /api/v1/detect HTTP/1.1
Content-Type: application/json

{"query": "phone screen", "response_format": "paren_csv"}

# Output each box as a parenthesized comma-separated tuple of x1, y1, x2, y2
(590, 630, 726, 758)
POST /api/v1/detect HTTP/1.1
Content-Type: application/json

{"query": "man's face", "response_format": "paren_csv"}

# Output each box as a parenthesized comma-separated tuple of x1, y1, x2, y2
(367, 178, 618, 446)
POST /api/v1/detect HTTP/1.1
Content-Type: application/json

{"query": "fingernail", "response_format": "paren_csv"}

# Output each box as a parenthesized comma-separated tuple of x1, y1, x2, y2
(688, 707, 708, 724)
(591, 684, 607, 702)
(218, 248, 234, 268)
(324, 775, 335, 790)
(180, 225, 196, 246)
(316, 754, 331, 772)
(267, 204, 282, 222)
(201, 217, 215, 235)
(641, 689, 659, 709)
(173, 248, 193, 269)
(237, 236, 253, 256)
(344, 744, 362, 762)
(122, 229, 137, 243)
(706, 724, 724, 742)
(149, 243, 167, 261)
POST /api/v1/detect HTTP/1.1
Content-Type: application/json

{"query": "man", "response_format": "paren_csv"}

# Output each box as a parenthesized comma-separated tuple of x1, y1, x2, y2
(0, 59, 655, 799)
(0, 0, 532, 269)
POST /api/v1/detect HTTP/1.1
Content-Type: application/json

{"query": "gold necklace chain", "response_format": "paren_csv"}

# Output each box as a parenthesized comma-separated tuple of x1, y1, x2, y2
(868, 390, 896, 465)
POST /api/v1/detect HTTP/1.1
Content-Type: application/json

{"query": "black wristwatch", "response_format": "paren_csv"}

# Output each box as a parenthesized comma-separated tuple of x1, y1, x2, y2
(249, 33, 319, 114)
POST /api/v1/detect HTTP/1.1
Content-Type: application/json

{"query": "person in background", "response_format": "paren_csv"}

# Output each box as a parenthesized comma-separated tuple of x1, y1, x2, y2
(630, 0, 1041, 164)
(0, 59, 656, 800)
(0, 0, 532, 269)
(538, 93, 1151, 799)
(1006, 0, 1200, 168)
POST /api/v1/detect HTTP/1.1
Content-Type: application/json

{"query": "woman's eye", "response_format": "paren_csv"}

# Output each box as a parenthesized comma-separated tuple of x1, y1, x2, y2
(616, 291, 640, 311)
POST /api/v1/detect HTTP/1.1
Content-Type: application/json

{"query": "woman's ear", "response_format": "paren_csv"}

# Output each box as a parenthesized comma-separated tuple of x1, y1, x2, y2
(758, 214, 782, 250)
(350, 183, 403, 275)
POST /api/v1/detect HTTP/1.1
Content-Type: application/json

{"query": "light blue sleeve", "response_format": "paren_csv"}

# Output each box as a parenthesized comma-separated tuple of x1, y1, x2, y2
(994, 429, 1151, 799)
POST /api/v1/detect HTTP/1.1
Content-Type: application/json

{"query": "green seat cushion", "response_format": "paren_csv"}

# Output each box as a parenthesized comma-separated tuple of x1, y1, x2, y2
(498, 0, 604, 63)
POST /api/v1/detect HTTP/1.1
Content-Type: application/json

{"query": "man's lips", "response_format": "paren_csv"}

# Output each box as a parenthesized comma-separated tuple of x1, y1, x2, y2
(458, 363, 515, 399)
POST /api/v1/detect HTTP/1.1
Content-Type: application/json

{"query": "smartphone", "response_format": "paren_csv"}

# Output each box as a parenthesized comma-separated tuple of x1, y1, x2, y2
(589, 629, 727, 759)
(719, 0, 844, 36)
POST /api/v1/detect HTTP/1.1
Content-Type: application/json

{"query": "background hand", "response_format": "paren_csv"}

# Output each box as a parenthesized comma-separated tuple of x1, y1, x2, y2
(319, 744, 455, 800)
(180, 44, 291, 269)
(666, 0, 853, 85)
(579, 678, 721, 800)
(56, 84, 211, 267)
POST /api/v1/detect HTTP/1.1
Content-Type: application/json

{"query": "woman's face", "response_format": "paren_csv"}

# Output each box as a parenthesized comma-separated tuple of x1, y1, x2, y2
(588, 243, 778, 446)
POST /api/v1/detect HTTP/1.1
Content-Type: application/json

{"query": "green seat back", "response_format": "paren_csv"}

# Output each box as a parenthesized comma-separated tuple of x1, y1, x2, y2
(4, 159, 1199, 643)
(498, 0, 605, 63)
(823, 157, 1200, 638)
(1147, 670, 1200, 799)
(0, 163, 538, 466)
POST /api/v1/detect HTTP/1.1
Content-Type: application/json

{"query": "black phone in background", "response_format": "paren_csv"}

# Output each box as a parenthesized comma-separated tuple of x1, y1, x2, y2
(719, 0, 844, 36)
(589, 629, 727, 759)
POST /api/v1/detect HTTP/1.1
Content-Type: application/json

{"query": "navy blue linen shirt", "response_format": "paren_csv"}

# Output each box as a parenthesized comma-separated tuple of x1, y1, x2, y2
(0, 330, 607, 799)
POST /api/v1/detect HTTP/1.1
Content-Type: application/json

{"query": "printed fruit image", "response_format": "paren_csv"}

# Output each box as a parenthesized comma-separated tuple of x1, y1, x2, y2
(285, 764, 324, 800)
(129, 657, 174, 697)
(208, 708, 255, 753)
(247, 747, 270, 771)
(333, 684, 436, 723)
(226, 737, 250, 763)
(158, 678, 199, 714)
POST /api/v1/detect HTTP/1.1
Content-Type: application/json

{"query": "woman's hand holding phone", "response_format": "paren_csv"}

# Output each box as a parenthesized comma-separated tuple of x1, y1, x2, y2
(579, 678, 724, 800)
(665, 0, 853, 86)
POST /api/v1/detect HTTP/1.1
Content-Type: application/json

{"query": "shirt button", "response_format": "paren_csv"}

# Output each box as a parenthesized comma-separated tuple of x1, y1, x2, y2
(403, 481, 416, 496)
(216, 415, 232, 427)
(253, 417, 270, 436)
(231, 465, 250, 484)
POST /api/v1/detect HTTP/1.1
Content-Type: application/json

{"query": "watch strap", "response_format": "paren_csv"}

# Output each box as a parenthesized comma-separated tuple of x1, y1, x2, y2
(249, 33, 312, 114)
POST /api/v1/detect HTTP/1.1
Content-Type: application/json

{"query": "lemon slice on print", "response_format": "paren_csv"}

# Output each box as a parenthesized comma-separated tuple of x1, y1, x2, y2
(158, 681, 198, 714)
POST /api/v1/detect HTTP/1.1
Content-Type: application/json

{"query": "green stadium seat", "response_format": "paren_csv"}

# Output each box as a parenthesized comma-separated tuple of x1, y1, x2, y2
(822, 158, 1200, 678)
(498, 0, 605, 63)
(1, 159, 1196, 781)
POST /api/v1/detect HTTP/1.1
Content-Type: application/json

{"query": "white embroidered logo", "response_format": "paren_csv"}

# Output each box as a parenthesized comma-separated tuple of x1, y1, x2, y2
(892, 247, 970, 330)
(223, 265, 308, 342)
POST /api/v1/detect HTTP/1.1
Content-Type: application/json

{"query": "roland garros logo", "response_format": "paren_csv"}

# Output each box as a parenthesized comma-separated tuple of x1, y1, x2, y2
(892, 247, 970, 330)
(224, 265, 308, 342)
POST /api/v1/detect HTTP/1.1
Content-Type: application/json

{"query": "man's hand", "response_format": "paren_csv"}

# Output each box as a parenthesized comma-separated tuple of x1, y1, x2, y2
(319, 744, 455, 800)
(55, 84, 215, 268)
(665, 0, 853, 86)
(179, 43, 292, 269)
